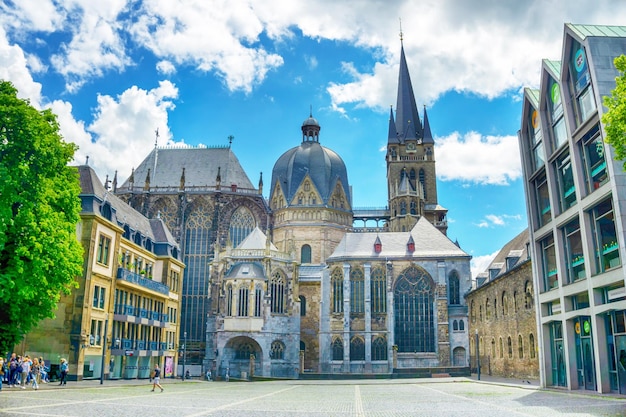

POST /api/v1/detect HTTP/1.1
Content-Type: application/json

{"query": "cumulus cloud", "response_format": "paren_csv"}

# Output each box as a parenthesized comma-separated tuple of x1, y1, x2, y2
(471, 250, 499, 280)
(0, 26, 42, 106)
(156, 60, 176, 75)
(475, 214, 522, 229)
(51, 81, 179, 182)
(435, 132, 521, 185)
(128, 0, 284, 93)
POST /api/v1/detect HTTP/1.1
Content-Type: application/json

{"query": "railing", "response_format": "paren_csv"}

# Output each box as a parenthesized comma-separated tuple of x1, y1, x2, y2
(115, 184, 260, 195)
(229, 248, 292, 262)
(117, 267, 169, 295)
(114, 304, 170, 322)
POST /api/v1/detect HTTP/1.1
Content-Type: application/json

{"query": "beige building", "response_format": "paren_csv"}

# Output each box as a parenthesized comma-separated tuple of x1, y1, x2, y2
(466, 230, 538, 380)
(21, 166, 184, 381)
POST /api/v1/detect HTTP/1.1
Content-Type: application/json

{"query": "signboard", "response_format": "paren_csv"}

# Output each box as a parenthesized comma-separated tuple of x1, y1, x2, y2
(125, 350, 134, 356)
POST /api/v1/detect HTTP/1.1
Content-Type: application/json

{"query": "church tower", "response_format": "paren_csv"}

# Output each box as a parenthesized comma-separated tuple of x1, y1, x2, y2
(386, 38, 447, 234)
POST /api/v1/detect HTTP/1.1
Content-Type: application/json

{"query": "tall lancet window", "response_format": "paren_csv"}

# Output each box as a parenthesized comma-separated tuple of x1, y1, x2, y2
(394, 266, 435, 352)
(270, 270, 286, 314)
(229, 206, 255, 248)
(419, 169, 426, 199)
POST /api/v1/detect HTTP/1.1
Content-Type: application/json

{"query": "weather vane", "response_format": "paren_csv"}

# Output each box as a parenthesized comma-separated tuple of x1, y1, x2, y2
(399, 18, 403, 42)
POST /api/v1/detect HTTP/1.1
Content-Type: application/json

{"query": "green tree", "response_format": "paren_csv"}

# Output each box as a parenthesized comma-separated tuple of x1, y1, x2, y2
(0, 81, 83, 354)
(603, 55, 626, 170)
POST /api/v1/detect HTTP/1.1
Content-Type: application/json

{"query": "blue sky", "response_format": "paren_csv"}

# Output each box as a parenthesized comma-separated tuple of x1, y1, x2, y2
(1, 0, 625, 278)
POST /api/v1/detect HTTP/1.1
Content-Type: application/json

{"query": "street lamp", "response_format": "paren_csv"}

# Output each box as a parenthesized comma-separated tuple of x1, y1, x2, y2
(100, 314, 109, 385)
(182, 331, 187, 380)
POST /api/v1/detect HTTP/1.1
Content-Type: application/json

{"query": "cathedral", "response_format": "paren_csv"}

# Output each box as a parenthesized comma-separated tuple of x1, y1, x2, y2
(114, 40, 471, 379)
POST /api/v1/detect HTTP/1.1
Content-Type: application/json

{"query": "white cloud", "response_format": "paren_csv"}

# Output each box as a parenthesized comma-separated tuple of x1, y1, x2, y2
(436, 132, 521, 185)
(50, 1, 130, 92)
(156, 60, 176, 75)
(0, 26, 42, 106)
(129, 0, 284, 93)
(53, 81, 179, 182)
(471, 250, 499, 280)
(476, 213, 523, 229)
(0, 0, 65, 33)
(485, 214, 505, 226)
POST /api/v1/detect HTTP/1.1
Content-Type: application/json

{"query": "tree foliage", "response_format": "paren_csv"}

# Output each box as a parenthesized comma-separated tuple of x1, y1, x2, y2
(603, 55, 626, 170)
(0, 81, 83, 354)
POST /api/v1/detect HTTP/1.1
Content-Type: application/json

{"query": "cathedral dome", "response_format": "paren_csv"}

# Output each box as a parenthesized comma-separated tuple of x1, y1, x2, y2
(271, 116, 350, 207)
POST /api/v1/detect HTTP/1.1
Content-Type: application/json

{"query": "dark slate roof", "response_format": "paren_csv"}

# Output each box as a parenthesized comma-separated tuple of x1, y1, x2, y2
(78, 165, 178, 247)
(271, 131, 351, 205)
(328, 217, 469, 260)
(480, 228, 530, 283)
(394, 44, 423, 142)
(224, 262, 266, 280)
(119, 146, 254, 189)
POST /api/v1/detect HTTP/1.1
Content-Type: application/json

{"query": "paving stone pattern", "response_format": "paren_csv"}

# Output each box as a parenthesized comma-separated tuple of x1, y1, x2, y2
(0, 378, 624, 416)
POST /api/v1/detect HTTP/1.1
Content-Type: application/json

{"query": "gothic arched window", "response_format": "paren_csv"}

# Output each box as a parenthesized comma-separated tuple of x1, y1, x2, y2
(410, 201, 417, 215)
(350, 268, 364, 314)
(371, 267, 386, 314)
(301, 244, 312, 264)
(299, 295, 306, 317)
(238, 286, 249, 316)
(270, 270, 286, 314)
(350, 337, 365, 361)
(332, 338, 343, 361)
(270, 340, 285, 360)
(254, 285, 262, 317)
(235, 342, 253, 360)
(372, 336, 387, 361)
(525, 281, 533, 309)
(331, 267, 343, 313)
(419, 168, 426, 199)
(226, 284, 233, 316)
(394, 266, 435, 352)
(400, 201, 407, 215)
(448, 271, 460, 305)
(229, 206, 256, 248)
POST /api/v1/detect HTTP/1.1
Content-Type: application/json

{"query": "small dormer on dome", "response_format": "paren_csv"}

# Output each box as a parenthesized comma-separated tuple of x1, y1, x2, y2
(302, 112, 320, 142)
(407, 235, 415, 252)
(374, 236, 382, 253)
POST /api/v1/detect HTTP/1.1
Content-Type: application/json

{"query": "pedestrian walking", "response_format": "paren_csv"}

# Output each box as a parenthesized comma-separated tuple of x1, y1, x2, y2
(19, 356, 30, 389)
(58, 358, 68, 386)
(31, 358, 40, 390)
(150, 364, 163, 392)
(8, 353, 18, 387)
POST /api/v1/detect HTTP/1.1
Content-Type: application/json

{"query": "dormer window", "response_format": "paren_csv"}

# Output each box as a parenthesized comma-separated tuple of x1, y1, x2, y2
(407, 236, 415, 252)
(374, 236, 382, 253)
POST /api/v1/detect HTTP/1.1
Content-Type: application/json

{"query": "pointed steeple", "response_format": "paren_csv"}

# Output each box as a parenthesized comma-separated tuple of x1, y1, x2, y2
(422, 105, 434, 144)
(258, 172, 263, 195)
(387, 105, 399, 144)
(112, 170, 118, 192)
(143, 169, 151, 191)
(395, 42, 423, 142)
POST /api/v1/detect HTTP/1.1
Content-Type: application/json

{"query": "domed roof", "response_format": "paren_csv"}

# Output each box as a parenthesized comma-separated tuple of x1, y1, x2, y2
(302, 115, 319, 127)
(271, 117, 350, 206)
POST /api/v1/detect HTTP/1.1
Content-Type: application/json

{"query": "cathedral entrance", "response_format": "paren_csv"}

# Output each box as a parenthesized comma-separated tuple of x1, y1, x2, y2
(221, 336, 263, 380)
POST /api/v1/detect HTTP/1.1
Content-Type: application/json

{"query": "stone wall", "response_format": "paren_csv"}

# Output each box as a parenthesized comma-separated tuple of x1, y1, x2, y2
(466, 260, 539, 380)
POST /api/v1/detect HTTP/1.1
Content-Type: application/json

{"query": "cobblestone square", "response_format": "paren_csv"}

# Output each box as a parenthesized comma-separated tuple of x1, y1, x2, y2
(0, 378, 624, 417)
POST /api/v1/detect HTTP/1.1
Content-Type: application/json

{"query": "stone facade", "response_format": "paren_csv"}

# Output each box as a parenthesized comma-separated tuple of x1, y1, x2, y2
(466, 230, 539, 380)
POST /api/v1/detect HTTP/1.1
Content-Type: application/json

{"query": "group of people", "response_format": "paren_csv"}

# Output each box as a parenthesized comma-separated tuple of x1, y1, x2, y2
(0, 353, 69, 391)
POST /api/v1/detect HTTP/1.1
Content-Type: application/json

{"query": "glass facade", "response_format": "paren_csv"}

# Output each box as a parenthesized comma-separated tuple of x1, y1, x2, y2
(590, 199, 620, 273)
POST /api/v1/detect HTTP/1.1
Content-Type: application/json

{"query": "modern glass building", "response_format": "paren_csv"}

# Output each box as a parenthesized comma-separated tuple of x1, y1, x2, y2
(518, 24, 626, 394)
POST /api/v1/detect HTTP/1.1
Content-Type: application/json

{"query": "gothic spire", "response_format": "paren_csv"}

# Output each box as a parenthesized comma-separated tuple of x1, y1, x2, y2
(422, 105, 434, 144)
(394, 42, 423, 142)
(387, 105, 399, 143)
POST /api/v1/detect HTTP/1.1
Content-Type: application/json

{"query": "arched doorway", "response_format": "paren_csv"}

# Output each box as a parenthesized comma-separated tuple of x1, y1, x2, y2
(453, 347, 467, 366)
(222, 336, 263, 379)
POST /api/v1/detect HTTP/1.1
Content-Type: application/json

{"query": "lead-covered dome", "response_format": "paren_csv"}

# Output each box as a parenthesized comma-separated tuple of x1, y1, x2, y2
(270, 115, 351, 206)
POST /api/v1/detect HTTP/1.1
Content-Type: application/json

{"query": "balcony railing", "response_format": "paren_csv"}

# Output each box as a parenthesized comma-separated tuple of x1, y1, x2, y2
(117, 267, 169, 295)
(114, 304, 169, 323)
